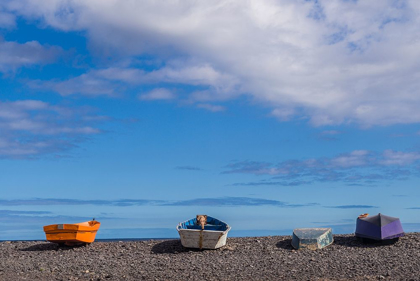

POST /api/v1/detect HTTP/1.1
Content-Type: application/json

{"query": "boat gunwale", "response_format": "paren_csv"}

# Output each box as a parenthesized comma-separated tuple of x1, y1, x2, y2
(44, 230, 99, 234)
(43, 221, 100, 232)
(177, 226, 232, 234)
(176, 217, 231, 235)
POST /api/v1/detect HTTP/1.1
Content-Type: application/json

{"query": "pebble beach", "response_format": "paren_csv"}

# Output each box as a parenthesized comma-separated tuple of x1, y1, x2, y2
(1, 233, 420, 280)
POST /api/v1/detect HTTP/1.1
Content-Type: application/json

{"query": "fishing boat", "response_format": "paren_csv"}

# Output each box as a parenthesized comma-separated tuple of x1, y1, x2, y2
(176, 215, 231, 249)
(43, 220, 100, 246)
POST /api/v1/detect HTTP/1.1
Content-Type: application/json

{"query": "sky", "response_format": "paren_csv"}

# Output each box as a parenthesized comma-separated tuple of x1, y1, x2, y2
(1, 0, 420, 240)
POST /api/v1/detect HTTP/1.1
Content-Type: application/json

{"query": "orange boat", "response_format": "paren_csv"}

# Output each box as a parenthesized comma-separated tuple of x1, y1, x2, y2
(43, 220, 100, 246)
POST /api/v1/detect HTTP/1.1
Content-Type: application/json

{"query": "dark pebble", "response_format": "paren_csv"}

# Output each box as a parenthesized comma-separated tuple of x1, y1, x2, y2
(1, 234, 420, 280)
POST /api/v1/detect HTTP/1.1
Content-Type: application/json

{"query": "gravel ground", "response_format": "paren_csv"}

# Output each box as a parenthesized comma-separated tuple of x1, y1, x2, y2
(1, 233, 420, 280)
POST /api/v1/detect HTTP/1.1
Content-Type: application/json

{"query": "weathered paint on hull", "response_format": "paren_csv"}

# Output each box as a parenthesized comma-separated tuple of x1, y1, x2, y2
(177, 217, 231, 249)
(291, 228, 333, 250)
(178, 229, 229, 249)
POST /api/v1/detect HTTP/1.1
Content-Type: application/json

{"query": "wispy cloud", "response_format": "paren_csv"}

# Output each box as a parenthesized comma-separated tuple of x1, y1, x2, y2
(0, 198, 162, 206)
(379, 150, 420, 166)
(0, 212, 109, 225)
(0, 210, 51, 215)
(320, 130, 342, 136)
(175, 166, 202, 171)
(29, 63, 238, 101)
(161, 197, 318, 207)
(0, 100, 105, 158)
(0, 39, 62, 72)
(225, 149, 420, 186)
(0, 197, 318, 208)
(324, 205, 378, 209)
(29, 75, 119, 97)
(318, 130, 343, 141)
(231, 180, 311, 187)
(139, 88, 176, 101)
(0, 11, 15, 28)
(196, 103, 226, 112)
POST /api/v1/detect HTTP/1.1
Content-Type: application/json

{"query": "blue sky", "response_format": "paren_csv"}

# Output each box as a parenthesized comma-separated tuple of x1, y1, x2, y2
(1, 0, 420, 240)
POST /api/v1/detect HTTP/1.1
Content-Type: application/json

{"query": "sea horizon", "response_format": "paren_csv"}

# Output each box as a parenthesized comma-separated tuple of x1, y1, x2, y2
(2, 222, 420, 241)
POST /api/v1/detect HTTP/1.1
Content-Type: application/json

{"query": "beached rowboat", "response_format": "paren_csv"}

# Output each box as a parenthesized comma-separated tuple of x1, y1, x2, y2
(291, 228, 333, 250)
(43, 220, 100, 246)
(355, 213, 404, 241)
(176, 216, 231, 249)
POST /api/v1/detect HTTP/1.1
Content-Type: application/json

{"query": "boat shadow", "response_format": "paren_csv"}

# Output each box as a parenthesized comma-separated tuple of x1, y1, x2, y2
(151, 239, 205, 254)
(274, 236, 399, 250)
(333, 236, 400, 248)
(21, 243, 88, 251)
(275, 239, 294, 250)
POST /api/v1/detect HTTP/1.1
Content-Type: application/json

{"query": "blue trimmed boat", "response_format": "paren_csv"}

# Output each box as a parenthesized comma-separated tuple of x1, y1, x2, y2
(176, 216, 231, 249)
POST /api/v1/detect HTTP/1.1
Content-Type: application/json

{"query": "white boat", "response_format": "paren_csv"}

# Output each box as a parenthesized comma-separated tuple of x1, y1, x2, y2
(176, 216, 231, 249)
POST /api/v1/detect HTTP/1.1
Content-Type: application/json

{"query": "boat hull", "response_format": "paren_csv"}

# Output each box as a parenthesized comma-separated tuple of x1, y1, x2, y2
(355, 213, 404, 241)
(178, 229, 229, 249)
(44, 221, 100, 245)
(177, 216, 231, 249)
(292, 228, 333, 250)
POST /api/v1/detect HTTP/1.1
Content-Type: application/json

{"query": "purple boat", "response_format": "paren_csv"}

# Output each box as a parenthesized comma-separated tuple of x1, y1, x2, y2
(355, 213, 404, 241)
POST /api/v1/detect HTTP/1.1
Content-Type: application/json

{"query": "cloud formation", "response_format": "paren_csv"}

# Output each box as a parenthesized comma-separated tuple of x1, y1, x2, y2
(196, 103, 226, 112)
(325, 205, 378, 209)
(4, 0, 420, 126)
(0, 211, 105, 225)
(0, 39, 62, 72)
(139, 88, 176, 101)
(0, 210, 51, 215)
(318, 130, 343, 141)
(0, 198, 160, 206)
(162, 197, 318, 207)
(0, 197, 317, 208)
(175, 166, 202, 171)
(29, 63, 237, 103)
(29, 74, 118, 97)
(0, 100, 103, 158)
(225, 149, 420, 186)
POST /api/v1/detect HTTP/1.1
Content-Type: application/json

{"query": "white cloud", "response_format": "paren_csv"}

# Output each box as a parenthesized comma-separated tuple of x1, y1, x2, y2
(331, 150, 371, 168)
(6, 0, 420, 126)
(271, 108, 296, 122)
(32, 63, 238, 99)
(0, 100, 103, 158)
(0, 10, 15, 28)
(0, 39, 62, 72)
(380, 150, 420, 166)
(139, 88, 176, 101)
(30, 74, 118, 97)
(196, 103, 225, 112)
(320, 130, 342, 136)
